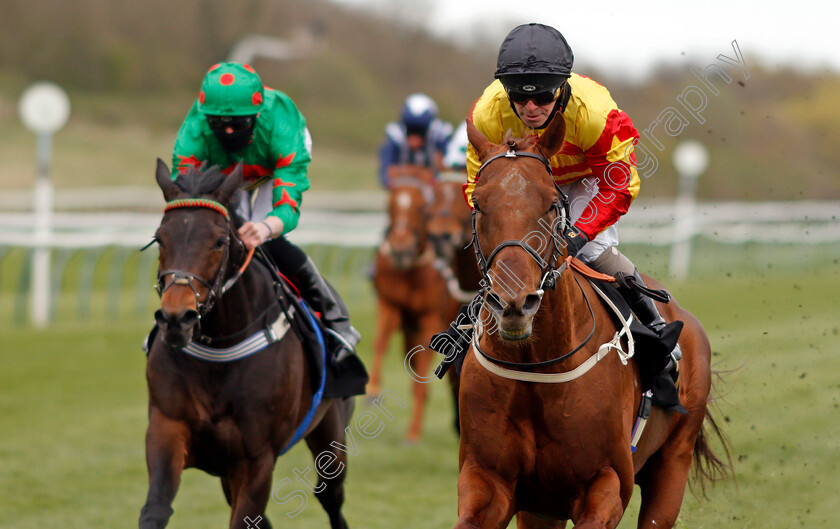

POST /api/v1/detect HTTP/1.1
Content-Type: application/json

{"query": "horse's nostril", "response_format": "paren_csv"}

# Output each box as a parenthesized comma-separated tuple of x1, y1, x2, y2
(155, 308, 199, 332)
(523, 294, 542, 314)
(485, 292, 505, 315)
(522, 294, 541, 314)
(154, 309, 167, 327)
(180, 310, 199, 330)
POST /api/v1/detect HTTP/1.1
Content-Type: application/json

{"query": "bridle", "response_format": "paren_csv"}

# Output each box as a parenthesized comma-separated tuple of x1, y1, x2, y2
(152, 198, 252, 317)
(429, 179, 472, 250)
(469, 147, 599, 370)
(382, 175, 435, 266)
(470, 148, 571, 293)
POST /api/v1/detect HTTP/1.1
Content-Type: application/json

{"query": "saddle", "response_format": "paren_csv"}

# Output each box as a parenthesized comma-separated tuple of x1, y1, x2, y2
(584, 277, 687, 414)
(279, 276, 368, 399)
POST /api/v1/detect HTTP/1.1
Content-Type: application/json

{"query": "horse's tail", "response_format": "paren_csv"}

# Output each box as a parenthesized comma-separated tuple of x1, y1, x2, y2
(690, 374, 736, 498)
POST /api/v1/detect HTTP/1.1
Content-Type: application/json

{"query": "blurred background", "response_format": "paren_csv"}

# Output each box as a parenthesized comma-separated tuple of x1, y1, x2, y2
(1, 1, 838, 527)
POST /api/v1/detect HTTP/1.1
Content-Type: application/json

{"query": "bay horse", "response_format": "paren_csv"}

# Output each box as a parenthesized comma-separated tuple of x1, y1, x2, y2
(453, 117, 731, 529)
(368, 164, 458, 442)
(141, 160, 354, 529)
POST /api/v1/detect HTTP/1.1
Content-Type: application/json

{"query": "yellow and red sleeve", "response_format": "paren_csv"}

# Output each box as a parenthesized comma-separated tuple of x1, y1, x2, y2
(573, 109, 640, 239)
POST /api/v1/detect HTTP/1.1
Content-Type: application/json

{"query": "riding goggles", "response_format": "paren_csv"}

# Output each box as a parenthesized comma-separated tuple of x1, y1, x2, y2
(506, 84, 564, 105)
(206, 115, 257, 133)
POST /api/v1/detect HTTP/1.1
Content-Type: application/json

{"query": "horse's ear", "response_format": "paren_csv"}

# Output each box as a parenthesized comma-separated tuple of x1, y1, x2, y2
(535, 112, 567, 159)
(466, 119, 495, 162)
(156, 158, 181, 202)
(214, 162, 243, 204)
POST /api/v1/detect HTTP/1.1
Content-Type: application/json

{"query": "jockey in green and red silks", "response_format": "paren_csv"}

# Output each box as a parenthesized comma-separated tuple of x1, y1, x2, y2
(171, 62, 311, 236)
(169, 62, 363, 367)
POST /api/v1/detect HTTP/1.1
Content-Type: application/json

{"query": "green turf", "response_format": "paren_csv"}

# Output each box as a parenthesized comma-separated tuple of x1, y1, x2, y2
(1, 257, 838, 527)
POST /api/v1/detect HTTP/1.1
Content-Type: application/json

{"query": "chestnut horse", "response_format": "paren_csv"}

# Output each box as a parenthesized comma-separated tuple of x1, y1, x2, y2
(427, 171, 484, 432)
(427, 171, 483, 304)
(453, 118, 730, 528)
(141, 160, 354, 529)
(368, 164, 458, 442)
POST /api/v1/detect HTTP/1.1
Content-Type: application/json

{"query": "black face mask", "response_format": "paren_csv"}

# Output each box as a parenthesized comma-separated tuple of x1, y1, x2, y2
(207, 115, 257, 153)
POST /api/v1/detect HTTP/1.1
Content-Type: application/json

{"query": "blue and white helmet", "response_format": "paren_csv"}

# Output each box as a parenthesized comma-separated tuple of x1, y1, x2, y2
(442, 120, 468, 170)
(401, 93, 439, 133)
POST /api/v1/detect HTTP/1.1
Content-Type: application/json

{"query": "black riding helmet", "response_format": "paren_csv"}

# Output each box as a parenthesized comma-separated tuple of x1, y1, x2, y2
(495, 23, 574, 127)
(495, 23, 573, 84)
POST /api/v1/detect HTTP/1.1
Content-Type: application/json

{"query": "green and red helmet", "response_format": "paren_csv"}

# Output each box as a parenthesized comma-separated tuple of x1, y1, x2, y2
(197, 62, 265, 116)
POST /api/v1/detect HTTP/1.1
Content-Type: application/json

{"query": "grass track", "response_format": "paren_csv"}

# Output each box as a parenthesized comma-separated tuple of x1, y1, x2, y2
(1, 261, 839, 528)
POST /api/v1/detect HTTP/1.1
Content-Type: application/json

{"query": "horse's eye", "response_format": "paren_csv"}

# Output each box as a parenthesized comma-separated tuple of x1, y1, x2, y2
(472, 200, 482, 213)
(213, 237, 228, 250)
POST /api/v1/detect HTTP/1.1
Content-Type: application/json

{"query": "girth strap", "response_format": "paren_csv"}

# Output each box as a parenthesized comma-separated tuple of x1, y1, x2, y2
(181, 309, 291, 362)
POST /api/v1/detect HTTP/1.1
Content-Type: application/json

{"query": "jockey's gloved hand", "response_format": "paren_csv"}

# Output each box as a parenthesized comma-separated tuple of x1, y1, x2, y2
(563, 224, 589, 257)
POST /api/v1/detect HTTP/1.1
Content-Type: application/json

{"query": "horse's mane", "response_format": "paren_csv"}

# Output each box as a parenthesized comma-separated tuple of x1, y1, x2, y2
(173, 164, 229, 197)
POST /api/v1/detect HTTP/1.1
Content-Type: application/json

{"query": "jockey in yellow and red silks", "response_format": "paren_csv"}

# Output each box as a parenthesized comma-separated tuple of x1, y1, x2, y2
(170, 62, 362, 365)
(465, 23, 681, 374)
(465, 45, 641, 246)
(465, 74, 641, 243)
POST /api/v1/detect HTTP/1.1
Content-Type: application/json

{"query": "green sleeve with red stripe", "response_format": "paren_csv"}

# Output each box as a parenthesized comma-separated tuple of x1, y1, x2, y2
(266, 97, 311, 235)
(171, 103, 212, 178)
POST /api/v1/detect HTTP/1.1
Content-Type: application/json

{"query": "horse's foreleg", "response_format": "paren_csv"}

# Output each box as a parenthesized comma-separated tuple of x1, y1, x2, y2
(367, 297, 400, 395)
(448, 369, 461, 436)
(516, 512, 567, 529)
(570, 467, 626, 529)
(304, 399, 354, 529)
(454, 463, 516, 529)
(221, 477, 233, 506)
(139, 409, 190, 529)
(227, 453, 276, 529)
(404, 312, 438, 443)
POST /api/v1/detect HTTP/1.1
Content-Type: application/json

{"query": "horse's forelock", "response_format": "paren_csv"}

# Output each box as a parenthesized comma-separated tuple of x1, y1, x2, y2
(502, 131, 538, 152)
(476, 132, 554, 206)
(174, 165, 229, 198)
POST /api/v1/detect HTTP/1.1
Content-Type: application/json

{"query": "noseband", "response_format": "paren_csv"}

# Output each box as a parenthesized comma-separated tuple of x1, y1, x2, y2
(154, 198, 246, 316)
(471, 148, 571, 293)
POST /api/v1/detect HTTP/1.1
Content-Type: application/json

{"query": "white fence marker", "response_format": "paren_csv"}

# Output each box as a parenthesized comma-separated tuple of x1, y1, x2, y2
(670, 141, 709, 281)
(19, 82, 71, 327)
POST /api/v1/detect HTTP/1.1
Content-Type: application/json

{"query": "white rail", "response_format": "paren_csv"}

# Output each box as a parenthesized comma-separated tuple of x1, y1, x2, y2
(0, 191, 837, 248)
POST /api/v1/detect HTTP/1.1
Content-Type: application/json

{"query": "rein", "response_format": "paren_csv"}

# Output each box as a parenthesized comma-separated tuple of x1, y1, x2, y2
(472, 271, 597, 369)
(433, 257, 480, 303)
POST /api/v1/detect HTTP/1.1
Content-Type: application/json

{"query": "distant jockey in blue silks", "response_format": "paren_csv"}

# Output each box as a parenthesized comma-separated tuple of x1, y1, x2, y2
(378, 93, 453, 187)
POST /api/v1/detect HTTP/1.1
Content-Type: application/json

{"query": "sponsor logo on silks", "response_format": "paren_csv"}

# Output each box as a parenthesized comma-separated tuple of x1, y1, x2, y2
(522, 85, 537, 92)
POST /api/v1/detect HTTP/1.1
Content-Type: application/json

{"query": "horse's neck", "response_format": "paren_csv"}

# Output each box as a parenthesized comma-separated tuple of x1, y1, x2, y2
(530, 271, 590, 359)
(200, 263, 276, 339)
(454, 246, 482, 291)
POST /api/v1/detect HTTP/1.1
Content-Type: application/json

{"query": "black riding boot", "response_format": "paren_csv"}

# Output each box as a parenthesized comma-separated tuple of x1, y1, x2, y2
(287, 257, 361, 364)
(618, 269, 682, 373)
